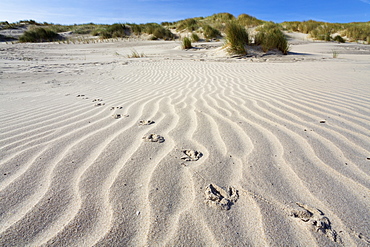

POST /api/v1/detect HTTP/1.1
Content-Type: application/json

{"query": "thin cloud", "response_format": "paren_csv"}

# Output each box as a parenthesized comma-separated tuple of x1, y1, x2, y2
(360, 0, 370, 4)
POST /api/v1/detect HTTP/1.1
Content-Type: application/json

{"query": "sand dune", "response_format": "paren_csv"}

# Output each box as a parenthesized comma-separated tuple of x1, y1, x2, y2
(1, 38, 370, 246)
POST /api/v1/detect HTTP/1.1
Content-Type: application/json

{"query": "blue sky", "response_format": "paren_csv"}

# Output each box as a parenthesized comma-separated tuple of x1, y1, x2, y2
(1, 0, 369, 24)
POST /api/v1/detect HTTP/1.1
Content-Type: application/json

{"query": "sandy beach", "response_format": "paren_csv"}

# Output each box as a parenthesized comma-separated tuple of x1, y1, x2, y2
(1, 35, 370, 246)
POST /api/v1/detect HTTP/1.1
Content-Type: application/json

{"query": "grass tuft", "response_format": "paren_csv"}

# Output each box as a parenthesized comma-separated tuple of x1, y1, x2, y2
(237, 14, 263, 27)
(177, 18, 199, 31)
(255, 23, 290, 55)
(127, 49, 145, 58)
(333, 35, 345, 43)
(19, 27, 61, 42)
(225, 22, 249, 55)
(191, 33, 200, 42)
(182, 37, 192, 49)
(332, 50, 339, 58)
(202, 25, 221, 39)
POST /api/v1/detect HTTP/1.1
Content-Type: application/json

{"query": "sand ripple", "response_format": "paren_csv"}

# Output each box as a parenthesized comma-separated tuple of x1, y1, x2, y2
(1, 42, 369, 246)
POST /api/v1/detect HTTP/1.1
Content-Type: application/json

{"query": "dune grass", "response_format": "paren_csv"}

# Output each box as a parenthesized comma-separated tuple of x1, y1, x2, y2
(237, 14, 263, 27)
(128, 23, 174, 40)
(19, 27, 61, 42)
(177, 18, 199, 32)
(282, 20, 370, 43)
(191, 33, 200, 42)
(333, 35, 345, 43)
(225, 22, 249, 55)
(255, 23, 290, 55)
(343, 23, 370, 42)
(182, 37, 192, 49)
(202, 25, 221, 39)
(332, 50, 339, 58)
(127, 49, 145, 58)
(6, 14, 370, 46)
(0, 34, 16, 41)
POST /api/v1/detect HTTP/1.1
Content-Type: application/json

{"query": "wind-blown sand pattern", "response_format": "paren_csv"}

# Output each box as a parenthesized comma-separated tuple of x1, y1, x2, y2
(1, 37, 370, 246)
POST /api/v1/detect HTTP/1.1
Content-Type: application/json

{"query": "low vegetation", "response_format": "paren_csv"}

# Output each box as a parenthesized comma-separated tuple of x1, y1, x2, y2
(96, 24, 129, 38)
(191, 33, 200, 42)
(332, 50, 339, 58)
(237, 14, 264, 27)
(127, 49, 145, 58)
(128, 23, 174, 40)
(182, 37, 192, 49)
(0, 34, 15, 41)
(202, 25, 221, 39)
(333, 35, 345, 43)
(19, 27, 61, 42)
(225, 22, 249, 55)
(255, 23, 290, 54)
(176, 18, 199, 32)
(282, 20, 370, 43)
(2, 15, 369, 49)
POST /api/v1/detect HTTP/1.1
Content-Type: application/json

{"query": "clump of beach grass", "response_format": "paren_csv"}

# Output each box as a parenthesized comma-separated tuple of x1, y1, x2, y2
(255, 23, 290, 55)
(177, 18, 199, 32)
(237, 14, 263, 27)
(182, 37, 192, 49)
(333, 35, 345, 43)
(202, 25, 221, 39)
(127, 49, 145, 58)
(191, 33, 200, 42)
(225, 22, 249, 55)
(332, 50, 339, 58)
(19, 27, 61, 42)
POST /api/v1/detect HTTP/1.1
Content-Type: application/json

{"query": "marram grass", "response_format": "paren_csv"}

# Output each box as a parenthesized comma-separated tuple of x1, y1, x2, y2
(182, 37, 192, 49)
(225, 22, 249, 55)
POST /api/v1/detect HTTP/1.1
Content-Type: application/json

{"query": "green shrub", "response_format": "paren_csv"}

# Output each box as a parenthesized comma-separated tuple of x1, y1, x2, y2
(333, 35, 345, 43)
(203, 25, 221, 39)
(191, 33, 200, 42)
(19, 27, 60, 42)
(225, 22, 249, 55)
(182, 37, 192, 49)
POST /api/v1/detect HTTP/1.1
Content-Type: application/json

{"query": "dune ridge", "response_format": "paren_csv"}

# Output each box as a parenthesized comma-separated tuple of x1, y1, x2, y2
(1, 39, 370, 246)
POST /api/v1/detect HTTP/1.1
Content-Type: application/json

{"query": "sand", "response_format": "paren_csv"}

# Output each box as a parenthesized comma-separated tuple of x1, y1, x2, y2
(1, 35, 370, 246)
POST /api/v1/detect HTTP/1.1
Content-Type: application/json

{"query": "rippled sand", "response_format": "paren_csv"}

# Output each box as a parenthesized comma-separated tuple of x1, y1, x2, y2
(1, 38, 369, 246)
